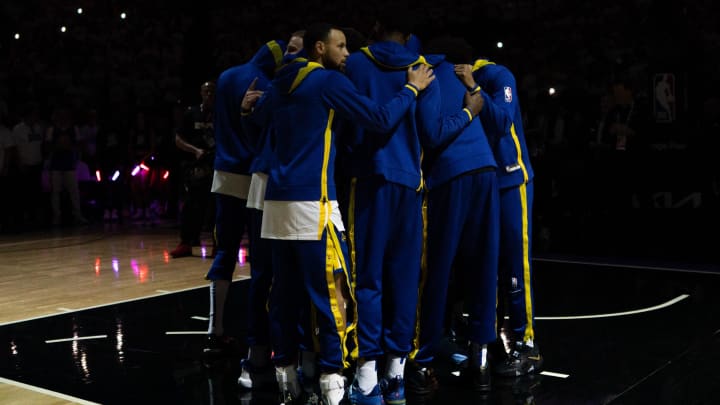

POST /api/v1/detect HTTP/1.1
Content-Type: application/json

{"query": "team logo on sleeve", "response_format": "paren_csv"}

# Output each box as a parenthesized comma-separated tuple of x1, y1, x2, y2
(504, 86, 513, 103)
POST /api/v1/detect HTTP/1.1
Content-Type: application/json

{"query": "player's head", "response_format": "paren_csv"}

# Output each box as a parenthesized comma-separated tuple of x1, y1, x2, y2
(200, 81, 216, 107)
(304, 23, 348, 71)
(372, 6, 415, 44)
(285, 30, 305, 56)
(425, 35, 474, 64)
(342, 27, 368, 54)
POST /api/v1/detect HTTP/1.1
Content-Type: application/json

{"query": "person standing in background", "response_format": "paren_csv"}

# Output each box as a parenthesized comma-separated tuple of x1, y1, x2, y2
(170, 82, 216, 258)
(45, 107, 88, 226)
(12, 103, 46, 228)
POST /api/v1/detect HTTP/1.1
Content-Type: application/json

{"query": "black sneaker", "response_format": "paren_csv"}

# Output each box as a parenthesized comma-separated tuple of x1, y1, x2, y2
(493, 341, 543, 377)
(203, 334, 237, 356)
(404, 361, 439, 404)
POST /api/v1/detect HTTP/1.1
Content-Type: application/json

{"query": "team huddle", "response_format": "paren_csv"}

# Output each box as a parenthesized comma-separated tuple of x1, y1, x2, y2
(200, 13, 539, 405)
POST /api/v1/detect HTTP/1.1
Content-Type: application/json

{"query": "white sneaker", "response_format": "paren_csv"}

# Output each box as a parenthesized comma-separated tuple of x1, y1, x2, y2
(319, 372, 346, 405)
(238, 362, 252, 389)
(276, 364, 301, 403)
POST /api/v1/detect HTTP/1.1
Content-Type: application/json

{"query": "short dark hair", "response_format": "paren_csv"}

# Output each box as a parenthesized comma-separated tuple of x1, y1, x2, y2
(342, 27, 368, 53)
(375, 6, 416, 37)
(425, 35, 475, 65)
(304, 23, 340, 59)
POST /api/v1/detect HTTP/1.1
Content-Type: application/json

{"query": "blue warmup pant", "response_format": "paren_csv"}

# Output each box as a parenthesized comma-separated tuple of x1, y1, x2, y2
(413, 170, 500, 365)
(269, 225, 351, 372)
(498, 181, 535, 341)
(349, 176, 423, 359)
(205, 193, 249, 281)
(247, 208, 272, 347)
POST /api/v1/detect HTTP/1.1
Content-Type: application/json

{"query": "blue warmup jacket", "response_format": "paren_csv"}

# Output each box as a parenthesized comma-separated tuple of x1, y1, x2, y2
(344, 41, 435, 189)
(247, 51, 310, 175)
(213, 40, 285, 175)
(250, 59, 420, 202)
(419, 56, 497, 189)
(472, 59, 534, 189)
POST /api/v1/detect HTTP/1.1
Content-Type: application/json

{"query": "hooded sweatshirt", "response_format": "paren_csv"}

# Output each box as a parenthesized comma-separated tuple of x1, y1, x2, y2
(213, 40, 285, 176)
(472, 59, 534, 189)
(344, 41, 471, 189)
(249, 58, 420, 239)
(421, 57, 497, 189)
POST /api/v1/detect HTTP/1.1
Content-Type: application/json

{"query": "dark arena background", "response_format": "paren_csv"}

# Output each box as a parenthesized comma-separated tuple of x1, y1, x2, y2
(1, 1, 719, 404)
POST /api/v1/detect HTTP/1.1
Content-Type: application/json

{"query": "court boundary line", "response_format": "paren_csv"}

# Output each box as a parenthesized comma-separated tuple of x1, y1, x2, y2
(534, 256, 720, 275)
(534, 294, 689, 320)
(0, 376, 101, 405)
(0, 277, 249, 327)
(46, 335, 108, 344)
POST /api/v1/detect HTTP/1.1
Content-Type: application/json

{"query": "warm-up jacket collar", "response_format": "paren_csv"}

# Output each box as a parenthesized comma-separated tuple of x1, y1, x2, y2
(361, 41, 442, 69)
(273, 58, 325, 94)
(472, 58, 496, 71)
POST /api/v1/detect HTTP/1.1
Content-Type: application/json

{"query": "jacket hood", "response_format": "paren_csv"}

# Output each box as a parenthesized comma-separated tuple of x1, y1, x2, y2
(250, 40, 287, 77)
(471, 58, 496, 72)
(361, 41, 435, 69)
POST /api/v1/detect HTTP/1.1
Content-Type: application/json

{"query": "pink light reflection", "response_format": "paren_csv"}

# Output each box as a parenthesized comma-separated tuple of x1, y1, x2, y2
(238, 247, 246, 265)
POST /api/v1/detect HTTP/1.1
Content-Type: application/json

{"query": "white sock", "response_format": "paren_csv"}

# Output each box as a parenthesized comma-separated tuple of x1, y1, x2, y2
(208, 280, 230, 336)
(385, 355, 405, 379)
(319, 372, 345, 405)
(524, 339, 534, 348)
(275, 364, 301, 399)
(356, 359, 378, 394)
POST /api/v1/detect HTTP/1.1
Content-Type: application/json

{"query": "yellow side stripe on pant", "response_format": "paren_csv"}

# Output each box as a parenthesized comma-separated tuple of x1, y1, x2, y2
(325, 222, 356, 368)
(348, 178, 360, 360)
(519, 183, 534, 342)
(409, 190, 429, 360)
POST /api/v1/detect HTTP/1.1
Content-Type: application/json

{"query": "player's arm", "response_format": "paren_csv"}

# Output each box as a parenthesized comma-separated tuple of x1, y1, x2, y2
(322, 65, 435, 133)
(240, 79, 276, 154)
(455, 64, 514, 143)
(175, 110, 205, 160)
(416, 79, 483, 150)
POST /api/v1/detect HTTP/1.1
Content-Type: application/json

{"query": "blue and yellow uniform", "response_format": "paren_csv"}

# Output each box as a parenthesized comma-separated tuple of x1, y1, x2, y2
(472, 59, 536, 345)
(411, 56, 501, 366)
(250, 57, 421, 372)
(344, 42, 472, 362)
(206, 40, 285, 348)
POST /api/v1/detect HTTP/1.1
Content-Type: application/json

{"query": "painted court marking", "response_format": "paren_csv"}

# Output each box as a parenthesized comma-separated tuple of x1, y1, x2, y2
(0, 377, 101, 404)
(485, 294, 689, 321)
(535, 294, 689, 320)
(191, 316, 209, 321)
(451, 369, 569, 378)
(541, 371, 570, 379)
(166, 331, 207, 335)
(0, 281, 243, 327)
(534, 256, 719, 275)
(46, 335, 108, 344)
